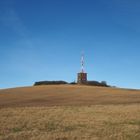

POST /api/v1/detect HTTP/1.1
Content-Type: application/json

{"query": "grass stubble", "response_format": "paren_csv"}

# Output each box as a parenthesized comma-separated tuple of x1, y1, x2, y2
(0, 85, 140, 140)
(0, 104, 140, 140)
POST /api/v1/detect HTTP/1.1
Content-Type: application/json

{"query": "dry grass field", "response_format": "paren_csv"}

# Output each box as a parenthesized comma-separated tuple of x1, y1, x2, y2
(0, 85, 140, 140)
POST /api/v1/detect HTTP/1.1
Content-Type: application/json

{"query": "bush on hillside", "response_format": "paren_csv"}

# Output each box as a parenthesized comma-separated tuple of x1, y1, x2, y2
(34, 80, 109, 87)
(86, 81, 109, 87)
(34, 81, 68, 86)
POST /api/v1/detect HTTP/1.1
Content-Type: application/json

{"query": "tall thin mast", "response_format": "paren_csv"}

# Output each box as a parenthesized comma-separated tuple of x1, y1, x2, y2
(81, 53, 84, 73)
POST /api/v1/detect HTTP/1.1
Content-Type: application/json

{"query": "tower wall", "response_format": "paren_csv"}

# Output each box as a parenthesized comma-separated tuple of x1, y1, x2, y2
(77, 73, 87, 84)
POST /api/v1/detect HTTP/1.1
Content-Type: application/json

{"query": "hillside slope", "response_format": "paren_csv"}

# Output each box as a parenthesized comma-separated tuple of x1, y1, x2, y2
(0, 85, 140, 107)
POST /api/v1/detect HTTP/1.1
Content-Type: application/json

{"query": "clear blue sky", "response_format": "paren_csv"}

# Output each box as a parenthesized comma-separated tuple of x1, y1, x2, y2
(0, 0, 140, 89)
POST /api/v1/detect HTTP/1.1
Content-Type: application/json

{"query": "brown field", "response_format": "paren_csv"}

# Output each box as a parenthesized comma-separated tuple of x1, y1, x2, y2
(0, 85, 140, 107)
(0, 85, 140, 140)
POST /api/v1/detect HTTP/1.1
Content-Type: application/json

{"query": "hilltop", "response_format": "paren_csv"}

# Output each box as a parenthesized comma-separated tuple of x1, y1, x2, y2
(0, 85, 140, 108)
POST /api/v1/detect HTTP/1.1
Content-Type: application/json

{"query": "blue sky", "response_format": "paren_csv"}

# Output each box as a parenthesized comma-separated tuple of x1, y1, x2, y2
(0, 0, 140, 89)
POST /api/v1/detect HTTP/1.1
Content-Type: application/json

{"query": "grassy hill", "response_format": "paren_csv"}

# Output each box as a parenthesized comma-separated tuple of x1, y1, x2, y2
(0, 85, 140, 107)
(0, 85, 140, 140)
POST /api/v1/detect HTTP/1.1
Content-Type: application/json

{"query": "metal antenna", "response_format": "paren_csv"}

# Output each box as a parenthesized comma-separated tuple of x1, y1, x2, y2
(81, 52, 84, 73)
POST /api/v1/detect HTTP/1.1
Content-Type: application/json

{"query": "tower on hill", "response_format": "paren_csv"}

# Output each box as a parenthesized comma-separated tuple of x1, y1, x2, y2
(77, 53, 87, 84)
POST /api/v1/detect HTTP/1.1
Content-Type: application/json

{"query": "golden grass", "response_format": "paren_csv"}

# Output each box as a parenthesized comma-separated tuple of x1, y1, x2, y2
(0, 85, 140, 107)
(0, 85, 140, 140)
(0, 105, 140, 140)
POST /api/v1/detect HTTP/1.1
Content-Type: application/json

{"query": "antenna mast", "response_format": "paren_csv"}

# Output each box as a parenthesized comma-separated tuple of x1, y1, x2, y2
(81, 53, 84, 73)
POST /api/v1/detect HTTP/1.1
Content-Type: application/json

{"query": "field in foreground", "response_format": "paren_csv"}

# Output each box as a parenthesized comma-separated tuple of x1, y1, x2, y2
(0, 105, 140, 140)
(0, 85, 140, 140)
